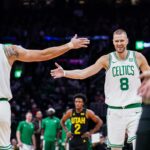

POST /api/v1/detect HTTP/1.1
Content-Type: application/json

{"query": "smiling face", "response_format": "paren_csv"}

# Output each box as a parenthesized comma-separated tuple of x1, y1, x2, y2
(113, 32, 129, 53)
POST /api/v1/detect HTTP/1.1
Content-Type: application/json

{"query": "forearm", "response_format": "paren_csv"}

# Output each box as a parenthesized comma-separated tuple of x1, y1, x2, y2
(42, 43, 72, 60)
(64, 63, 102, 80)
(64, 69, 86, 80)
(90, 120, 103, 134)
(41, 129, 44, 136)
(16, 131, 21, 143)
(32, 135, 36, 147)
(61, 121, 69, 133)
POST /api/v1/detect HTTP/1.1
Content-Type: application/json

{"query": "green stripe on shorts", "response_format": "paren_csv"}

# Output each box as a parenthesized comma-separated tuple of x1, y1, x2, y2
(108, 103, 141, 109)
(0, 98, 8, 101)
(127, 136, 136, 143)
(0, 144, 12, 150)
(107, 139, 124, 148)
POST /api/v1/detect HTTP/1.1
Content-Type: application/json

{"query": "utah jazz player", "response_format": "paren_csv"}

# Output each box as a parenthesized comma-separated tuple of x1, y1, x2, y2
(61, 93, 102, 150)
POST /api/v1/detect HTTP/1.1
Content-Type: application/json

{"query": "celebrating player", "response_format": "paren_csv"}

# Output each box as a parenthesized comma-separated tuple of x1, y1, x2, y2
(51, 29, 150, 150)
(0, 34, 89, 149)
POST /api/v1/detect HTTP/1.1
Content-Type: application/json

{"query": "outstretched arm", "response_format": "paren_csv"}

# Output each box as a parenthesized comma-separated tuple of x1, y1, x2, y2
(4, 35, 90, 65)
(51, 55, 109, 80)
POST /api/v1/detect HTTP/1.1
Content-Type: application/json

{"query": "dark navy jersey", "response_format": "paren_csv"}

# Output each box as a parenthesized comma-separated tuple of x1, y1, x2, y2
(71, 108, 88, 135)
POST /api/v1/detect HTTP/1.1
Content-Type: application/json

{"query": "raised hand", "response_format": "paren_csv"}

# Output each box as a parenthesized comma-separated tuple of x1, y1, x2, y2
(69, 34, 90, 49)
(50, 63, 65, 79)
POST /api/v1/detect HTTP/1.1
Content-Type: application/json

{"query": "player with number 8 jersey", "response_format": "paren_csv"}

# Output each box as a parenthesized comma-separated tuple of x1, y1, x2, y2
(50, 29, 150, 150)
(105, 50, 141, 107)
(105, 50, 143, 149)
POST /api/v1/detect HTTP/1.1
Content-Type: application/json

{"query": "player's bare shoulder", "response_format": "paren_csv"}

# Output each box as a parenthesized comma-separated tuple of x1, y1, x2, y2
(134, 51, 147, 67)
(61, 109, 73, 122)
(3, 45, 19, 58)
(86, 109, 95, 118)
(65, 109, 73, 117)
(3, 44, 21, 65)
(98, 54, 109, 70)
(134, 51, 143, 59)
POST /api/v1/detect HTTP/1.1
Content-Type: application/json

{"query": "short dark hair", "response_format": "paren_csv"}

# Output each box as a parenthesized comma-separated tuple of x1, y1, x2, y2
(73, 93, 87, 103)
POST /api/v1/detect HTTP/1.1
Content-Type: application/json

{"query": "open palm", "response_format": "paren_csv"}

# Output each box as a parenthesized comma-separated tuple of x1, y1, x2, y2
(51, 63, 64, 78)
(70, 34, 90, 49)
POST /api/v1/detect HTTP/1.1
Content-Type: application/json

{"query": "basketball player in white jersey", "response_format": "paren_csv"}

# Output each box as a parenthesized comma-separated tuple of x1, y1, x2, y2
(0, 34, 89, 150)
(51, 29, 150, 150)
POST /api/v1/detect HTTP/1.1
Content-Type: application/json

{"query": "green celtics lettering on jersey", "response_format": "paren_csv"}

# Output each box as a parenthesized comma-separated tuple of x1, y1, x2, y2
(70, 109, 88, 135)
(105, 51, 142, 107)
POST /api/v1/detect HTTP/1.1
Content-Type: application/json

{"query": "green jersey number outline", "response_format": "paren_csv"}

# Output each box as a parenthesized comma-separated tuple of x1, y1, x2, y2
(120, 78, 129, 90)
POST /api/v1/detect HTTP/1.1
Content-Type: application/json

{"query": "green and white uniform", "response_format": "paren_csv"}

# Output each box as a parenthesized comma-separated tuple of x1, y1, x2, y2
(105, 51, 142, 148)
(17, 121, 34, 150)
(105, 50, 141, 106)
(0, 44, 12, 150)
(42, 117, 60, 150)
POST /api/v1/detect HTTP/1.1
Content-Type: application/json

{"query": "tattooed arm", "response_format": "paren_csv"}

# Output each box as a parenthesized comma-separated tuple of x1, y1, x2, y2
(4, 35, 89, 65)
(3, 45, 19, 65)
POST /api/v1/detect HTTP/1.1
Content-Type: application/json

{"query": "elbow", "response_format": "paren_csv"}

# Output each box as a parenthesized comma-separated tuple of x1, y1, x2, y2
(97, 118, 103, 130)
(99, 119, 103, 128)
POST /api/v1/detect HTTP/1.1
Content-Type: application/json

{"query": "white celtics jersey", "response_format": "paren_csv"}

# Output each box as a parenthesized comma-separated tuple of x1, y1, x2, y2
(0, 44, 12, 100)
(104, 50, 142, 107)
